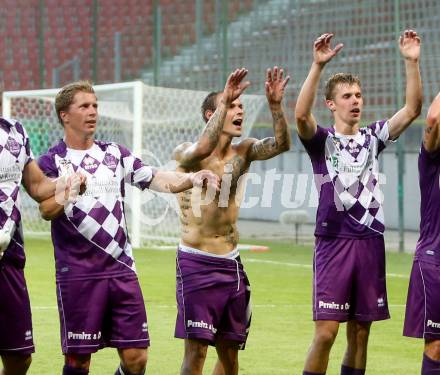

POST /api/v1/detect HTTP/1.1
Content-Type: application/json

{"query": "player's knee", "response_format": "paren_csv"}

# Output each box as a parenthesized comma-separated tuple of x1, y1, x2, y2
(348, 322, 371, 347)
(426, 340, 440, 360)
(65, 354, 91, 370)
(2, 354, 32, 374)
(121, 349, 148, 374)
(314, 329, 338, 349)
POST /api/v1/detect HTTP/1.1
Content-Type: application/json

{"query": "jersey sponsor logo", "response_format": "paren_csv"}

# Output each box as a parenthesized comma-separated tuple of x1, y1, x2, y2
(187, 319, 217, 334)
(318, 300, 350, 311)
(427, 320, 440, 329)
(68, 331, 102, 340)
(0, 165, 21, 182)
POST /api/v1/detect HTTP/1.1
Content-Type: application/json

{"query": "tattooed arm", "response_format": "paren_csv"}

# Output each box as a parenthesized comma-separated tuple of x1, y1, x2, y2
(173, 68, 250, 168)
(248, 66, 291, 161)
(424, 92, 440, 153)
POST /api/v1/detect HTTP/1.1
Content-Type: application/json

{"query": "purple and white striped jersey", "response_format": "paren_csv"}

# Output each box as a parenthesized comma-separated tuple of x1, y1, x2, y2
(38, 140, 155, 281)
(300, 120, 392, 238)
(0, 118, 34, 268)
(415, 144, 440, 265)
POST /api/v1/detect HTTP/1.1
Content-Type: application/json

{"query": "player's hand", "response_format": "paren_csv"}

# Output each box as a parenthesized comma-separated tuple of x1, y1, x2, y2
(265, 66, 290, 107)
(78, 174, 87, 195)
(190, 170, 220, 191)
(313, 33, 343, 66)
(399, 29, 421, 62)
(221, 68, 251, 105)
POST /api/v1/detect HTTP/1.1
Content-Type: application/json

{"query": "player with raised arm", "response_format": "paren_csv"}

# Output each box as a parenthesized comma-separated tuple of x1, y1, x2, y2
(403, 92, 440, 374)
(37, 81, 219, 375)
(0, 112, 83, 375)
(173, 67, 291, 375)
(295, 30, 421, 375)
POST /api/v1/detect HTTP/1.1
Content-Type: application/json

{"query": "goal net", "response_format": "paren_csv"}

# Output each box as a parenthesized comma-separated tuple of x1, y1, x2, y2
(3, 82, 266, 248)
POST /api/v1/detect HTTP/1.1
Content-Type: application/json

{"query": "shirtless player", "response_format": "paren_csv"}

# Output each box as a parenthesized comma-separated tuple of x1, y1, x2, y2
(173, 67, 291, 375)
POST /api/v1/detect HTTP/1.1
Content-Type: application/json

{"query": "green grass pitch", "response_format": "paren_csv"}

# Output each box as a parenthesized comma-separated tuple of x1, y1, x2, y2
(23, 237, 421, 374)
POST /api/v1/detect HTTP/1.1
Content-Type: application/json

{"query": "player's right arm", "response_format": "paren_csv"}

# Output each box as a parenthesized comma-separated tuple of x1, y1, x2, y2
(173, 68, 250, 167)
(295, 33, 343, 140)
(424, 92, 440, 153)
(38, 175, 86, 220)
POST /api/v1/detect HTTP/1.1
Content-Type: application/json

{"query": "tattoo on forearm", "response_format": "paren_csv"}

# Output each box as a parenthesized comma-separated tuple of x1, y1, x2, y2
(204, 105, 227, 148)
(425, 126, 433, 134)
(251, 109, 289, 159)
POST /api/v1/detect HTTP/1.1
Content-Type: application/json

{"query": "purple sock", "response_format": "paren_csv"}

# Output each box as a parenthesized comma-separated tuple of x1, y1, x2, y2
(303, 372, 325, 375)
(422, 353, 440, 374)
(341, 365, 365, 375)
(63, 365, 89, 375)
(115, 365, 145, 375)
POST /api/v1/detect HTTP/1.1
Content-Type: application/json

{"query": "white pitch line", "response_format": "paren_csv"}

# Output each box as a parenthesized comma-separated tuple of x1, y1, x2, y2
(32, 303, 407, 310)
(245, 258, 409, 279)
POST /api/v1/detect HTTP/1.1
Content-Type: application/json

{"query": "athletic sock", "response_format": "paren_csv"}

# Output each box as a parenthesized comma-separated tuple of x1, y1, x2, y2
(422, 353, 440, 374)
(340, 365, 365, 375)
(303, 371, 326, 375)
(115, 364, 146, 375)
(62, 365, 89, 375)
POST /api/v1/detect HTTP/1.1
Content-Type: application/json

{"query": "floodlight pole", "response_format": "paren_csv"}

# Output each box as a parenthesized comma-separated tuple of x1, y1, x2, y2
(153, 0, 162, 86)
(394, 0, 405, 253)
(114, 32, 122, 82)
(221, 0, 229, 83)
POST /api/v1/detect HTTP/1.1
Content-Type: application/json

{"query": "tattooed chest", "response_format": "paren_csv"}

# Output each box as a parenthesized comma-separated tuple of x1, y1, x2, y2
(205, 155, 247, 189)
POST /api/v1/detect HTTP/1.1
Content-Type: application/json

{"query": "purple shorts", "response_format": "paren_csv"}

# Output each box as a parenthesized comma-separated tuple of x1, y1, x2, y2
(57, 274, 149, 354)
(175, 249, 251, 349)
(313, 236, 390, 322)
(404, 261, 440, 340)
(0, 262, 34, 355)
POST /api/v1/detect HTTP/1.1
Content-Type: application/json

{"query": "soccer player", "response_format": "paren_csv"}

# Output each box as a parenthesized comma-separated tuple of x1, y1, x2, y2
(295, 30, 421, 375)
(173, 67, 291, 375)
(0, 115, 78, 374)
(403, 92, 440, 374)
(37, 81, 219, 375)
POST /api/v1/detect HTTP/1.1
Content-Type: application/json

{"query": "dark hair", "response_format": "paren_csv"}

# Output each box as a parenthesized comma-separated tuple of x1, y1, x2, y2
(325, 73, 361, 100)
(55, 80, 95, 125)
(201, 91, 221, 122)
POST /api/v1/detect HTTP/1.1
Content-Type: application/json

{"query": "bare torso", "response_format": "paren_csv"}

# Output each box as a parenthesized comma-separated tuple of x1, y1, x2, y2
(177, 142, 251, 255)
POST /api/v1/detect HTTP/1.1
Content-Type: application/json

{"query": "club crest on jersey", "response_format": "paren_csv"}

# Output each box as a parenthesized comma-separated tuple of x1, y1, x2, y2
(58, 159, 76, 177)
(5, 137, 21, 157)
(103, 153, 118, 172)
(80, 154, 100, 174)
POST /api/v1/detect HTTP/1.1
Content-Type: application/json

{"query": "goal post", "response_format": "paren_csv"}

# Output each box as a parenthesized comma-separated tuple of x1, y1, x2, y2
(3, 81, 266, 248)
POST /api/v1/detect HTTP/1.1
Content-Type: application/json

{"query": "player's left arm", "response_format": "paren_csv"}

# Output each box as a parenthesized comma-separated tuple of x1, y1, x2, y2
(22, 160, 57, 202)
(149, 170, 220, 193)
(388, 29, 422, 140)
(248, 66, 291, 161)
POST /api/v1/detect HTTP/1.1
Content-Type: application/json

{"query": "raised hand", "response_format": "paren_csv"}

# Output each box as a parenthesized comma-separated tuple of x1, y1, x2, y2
(265, 66, 290, 107)
(313, 33, 343, 66)
(222, 68, 251, 105)
(190, 170, 220, 191)
(399, 29, 421, 62)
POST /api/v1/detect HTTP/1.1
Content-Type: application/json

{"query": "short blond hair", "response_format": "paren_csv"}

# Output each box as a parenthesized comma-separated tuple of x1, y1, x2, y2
(325, 73, 361, 100)
(55, 81, 95, 125)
